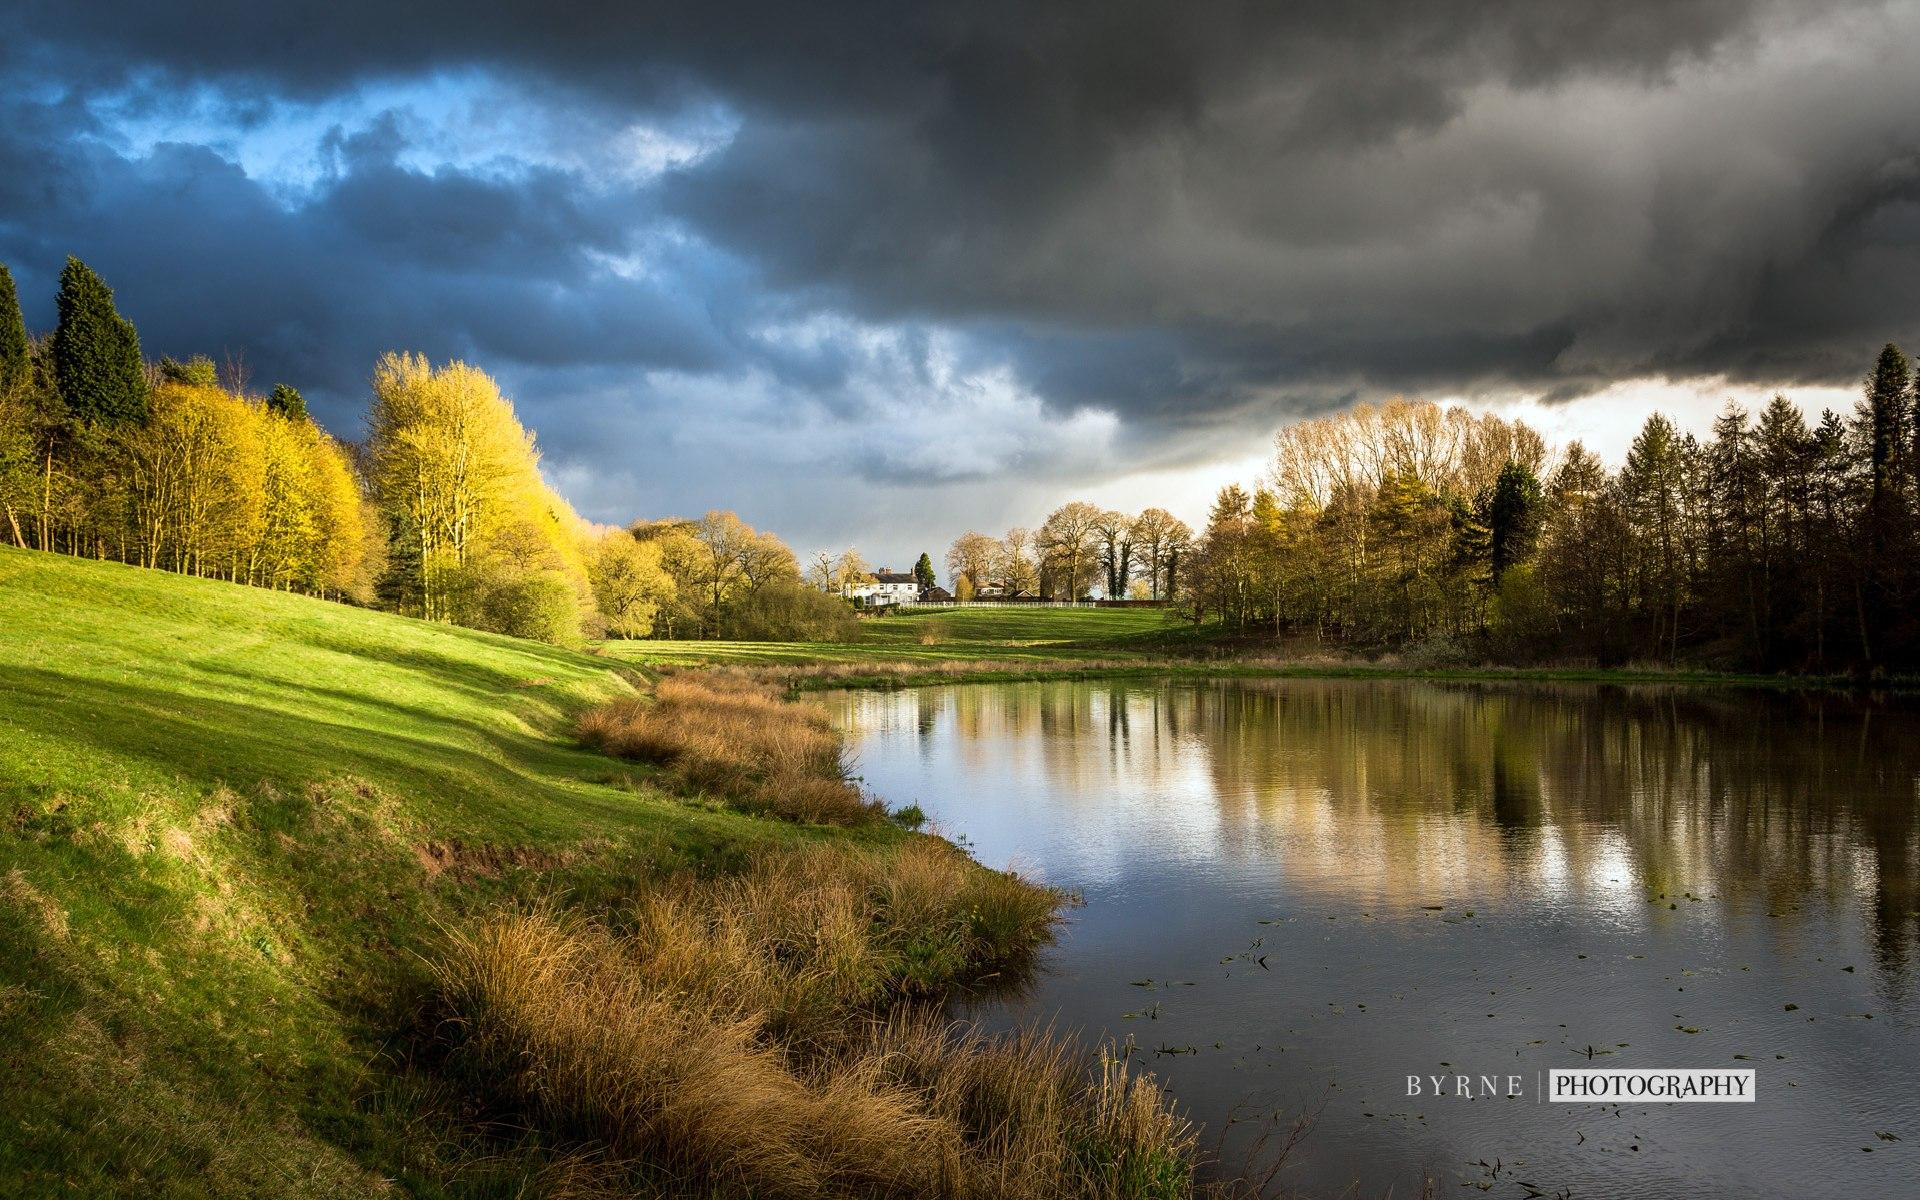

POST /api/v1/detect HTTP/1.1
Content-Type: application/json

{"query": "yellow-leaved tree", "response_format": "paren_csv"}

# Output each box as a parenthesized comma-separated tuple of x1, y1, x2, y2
(124, 380, 264, 577)
(366, 352, 595, 642)
(587, 529, 674, 637)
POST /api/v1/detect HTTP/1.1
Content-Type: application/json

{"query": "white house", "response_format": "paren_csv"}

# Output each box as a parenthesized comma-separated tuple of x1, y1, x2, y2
(847, 568, 922, 606)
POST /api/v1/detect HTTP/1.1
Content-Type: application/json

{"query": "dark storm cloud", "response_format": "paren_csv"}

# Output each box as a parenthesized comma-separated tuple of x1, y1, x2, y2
(6, 0, 1920, 519)
(0, 85, 736, 435)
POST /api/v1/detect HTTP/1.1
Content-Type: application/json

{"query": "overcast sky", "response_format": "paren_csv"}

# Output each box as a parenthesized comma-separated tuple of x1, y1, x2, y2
(4, 2, 1917, 567)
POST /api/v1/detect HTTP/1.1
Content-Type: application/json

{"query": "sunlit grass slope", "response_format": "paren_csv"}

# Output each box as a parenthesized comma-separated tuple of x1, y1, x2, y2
(0, 546, 820, 1195)
(609, 603, 1195, 668)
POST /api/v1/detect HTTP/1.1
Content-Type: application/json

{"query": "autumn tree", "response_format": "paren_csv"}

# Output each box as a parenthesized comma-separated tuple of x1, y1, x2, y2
(835, 547, 874, 595)
(1038, 501, 1103, 598)
(1090, 509, 1133, 598)
(366, 352, 586, 634)
(159, 355, 219, 387)
(124, 379, 265, 575)
(1128, 507, 1191, 600)
(996, 527, 1040, 595)
(589, 530, 674, 636)
(945, 530, 998, 592)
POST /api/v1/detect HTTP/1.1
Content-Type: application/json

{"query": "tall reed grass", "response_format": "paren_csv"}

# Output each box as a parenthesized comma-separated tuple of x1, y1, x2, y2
(577, 672, 881, 824)
(434, 841, 1197, 1199)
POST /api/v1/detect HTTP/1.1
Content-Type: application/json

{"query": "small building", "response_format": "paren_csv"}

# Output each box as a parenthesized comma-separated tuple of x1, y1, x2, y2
(848, 569, 923, 607)
(922, 585, 954, 603)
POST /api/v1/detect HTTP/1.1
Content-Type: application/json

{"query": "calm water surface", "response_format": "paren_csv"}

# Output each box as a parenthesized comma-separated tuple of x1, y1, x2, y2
(826, 680, 1919, 1199)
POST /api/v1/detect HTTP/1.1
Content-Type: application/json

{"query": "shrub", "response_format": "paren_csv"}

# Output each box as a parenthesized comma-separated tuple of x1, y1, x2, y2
(730, 579, 859, 642)
(478, 570, 584, 647)
(892, 804, 928, 829)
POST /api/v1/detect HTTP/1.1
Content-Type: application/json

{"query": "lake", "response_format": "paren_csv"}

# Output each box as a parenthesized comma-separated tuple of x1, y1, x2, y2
(826, 679, 1919, 1198)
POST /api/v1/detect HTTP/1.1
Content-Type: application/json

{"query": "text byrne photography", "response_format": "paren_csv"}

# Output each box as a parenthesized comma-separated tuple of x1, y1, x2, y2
(1405, 1070, 1756, 1102)
(2, 3, 1916, 1199)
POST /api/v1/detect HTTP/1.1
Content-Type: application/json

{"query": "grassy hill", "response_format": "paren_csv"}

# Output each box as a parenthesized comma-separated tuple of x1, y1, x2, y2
(609, 604, 1198, 669)
(0, 547, 832, 1196)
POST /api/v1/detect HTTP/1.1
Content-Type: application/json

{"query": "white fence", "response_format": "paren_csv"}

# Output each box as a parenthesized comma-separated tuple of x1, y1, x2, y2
(891, 600, 1166, 611)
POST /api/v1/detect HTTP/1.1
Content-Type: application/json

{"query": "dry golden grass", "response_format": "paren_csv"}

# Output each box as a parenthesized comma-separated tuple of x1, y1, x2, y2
(434, 841, 1195, 1200)
(577, 672, 881, 824)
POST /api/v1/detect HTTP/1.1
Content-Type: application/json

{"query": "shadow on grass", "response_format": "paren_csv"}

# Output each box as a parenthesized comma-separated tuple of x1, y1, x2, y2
(1, 664, 654, 840)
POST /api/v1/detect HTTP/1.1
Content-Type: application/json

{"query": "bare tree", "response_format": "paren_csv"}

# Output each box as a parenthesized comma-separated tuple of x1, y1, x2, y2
(1037, 501, 1104, 599)
(1129, 507, 1192, 600)
(1090, 509, 1135, 598)
(945, 530, 998, 591)
(996, 527, 1039, 594)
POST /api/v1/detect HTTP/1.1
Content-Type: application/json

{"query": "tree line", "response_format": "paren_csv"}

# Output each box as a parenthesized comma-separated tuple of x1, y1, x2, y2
(933, 506, 1195, 602)
(1179, 371, 1920, 673)
(0, 258, 848, 645)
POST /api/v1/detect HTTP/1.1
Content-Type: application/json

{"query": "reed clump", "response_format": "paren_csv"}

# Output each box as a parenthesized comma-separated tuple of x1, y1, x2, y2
(577, 671, 881, 824)
(434, 840, 1194, 1199)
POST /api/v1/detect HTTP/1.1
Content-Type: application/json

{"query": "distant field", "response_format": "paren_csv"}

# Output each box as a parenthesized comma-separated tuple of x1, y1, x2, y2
(604, 603, 1195, 668)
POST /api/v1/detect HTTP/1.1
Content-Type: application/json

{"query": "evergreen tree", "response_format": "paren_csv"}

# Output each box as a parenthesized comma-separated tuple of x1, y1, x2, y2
(51, 258, 148, 426)
(1483, 460, 1543, 579)
(1863, 342, 1911, 502)
(1620, 414, 1690, 661)
(1856, 342, 1915, 665)
(268, 384, 308, 421)
(0, 263, 28, 393)
(912, 552, 936, 594)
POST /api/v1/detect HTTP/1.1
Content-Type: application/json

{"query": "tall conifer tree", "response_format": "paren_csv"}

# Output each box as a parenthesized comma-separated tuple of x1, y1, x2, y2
(0, 263, 28, 393)
(51, 257, 148, 426)
(1863, 342, 1910, 502)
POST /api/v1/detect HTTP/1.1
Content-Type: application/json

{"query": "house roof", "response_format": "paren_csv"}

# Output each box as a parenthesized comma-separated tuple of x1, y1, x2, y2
(872, 571, 917, 584)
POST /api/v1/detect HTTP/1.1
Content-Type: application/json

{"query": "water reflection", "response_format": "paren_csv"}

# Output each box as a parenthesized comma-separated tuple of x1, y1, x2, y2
(831, 680, 1920, 1198)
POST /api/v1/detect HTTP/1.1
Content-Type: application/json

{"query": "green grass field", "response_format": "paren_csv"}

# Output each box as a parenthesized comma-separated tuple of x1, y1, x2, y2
(0, 547, 857, 1196)
(604, 602, 1857, 691)
(605, 604, 1194, 668)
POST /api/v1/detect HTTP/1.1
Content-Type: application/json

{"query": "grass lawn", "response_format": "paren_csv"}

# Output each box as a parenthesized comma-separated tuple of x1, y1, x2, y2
(0, 546, 863, 1196)
(605, 604, 1197, 668)
(603, 602, 1866, 691)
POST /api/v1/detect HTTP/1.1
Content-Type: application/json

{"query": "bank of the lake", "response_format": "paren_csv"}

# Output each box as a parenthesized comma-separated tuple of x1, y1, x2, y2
(599, 600, 1912, 693)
